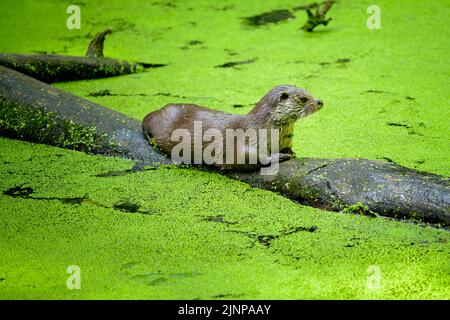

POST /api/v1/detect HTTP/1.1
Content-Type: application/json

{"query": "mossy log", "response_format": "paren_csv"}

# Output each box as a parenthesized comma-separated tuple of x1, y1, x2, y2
(0, 53, 150, 83)
(0, 65, 449, 226)
(0, 65, 168, 164)
(225, 159, 449, 226)
(0, 30, 165, 83)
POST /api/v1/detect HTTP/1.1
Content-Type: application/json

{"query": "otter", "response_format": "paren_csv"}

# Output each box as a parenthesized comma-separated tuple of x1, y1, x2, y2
(142, 85, 323, 170)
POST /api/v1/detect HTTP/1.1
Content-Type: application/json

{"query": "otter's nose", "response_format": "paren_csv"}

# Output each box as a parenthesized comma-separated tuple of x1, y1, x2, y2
(316, 99, 323, 106)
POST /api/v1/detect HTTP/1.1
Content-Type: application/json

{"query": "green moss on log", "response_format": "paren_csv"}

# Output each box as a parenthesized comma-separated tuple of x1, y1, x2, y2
(0, 98, 111, 153)
(343, 202, 376, 217)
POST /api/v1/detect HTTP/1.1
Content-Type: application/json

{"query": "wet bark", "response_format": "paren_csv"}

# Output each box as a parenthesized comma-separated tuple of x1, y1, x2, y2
(86, 29, 112, 58)
(1, 65, 449, 226)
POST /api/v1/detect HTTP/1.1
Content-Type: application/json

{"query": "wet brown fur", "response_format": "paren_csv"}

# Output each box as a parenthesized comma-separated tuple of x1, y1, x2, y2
(142, 85, 323, 167)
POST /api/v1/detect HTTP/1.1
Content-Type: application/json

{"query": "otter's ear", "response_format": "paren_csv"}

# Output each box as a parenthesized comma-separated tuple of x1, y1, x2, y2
(280, 92, 289, 101)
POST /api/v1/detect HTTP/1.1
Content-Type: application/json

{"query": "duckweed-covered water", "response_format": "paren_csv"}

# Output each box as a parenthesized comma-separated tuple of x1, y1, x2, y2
(0, 0, 449, 299)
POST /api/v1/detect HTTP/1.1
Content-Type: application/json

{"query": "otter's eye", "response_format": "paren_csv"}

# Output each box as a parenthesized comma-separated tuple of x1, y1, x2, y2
(280, 92, 289, 101)
(299, 97, 308, 104)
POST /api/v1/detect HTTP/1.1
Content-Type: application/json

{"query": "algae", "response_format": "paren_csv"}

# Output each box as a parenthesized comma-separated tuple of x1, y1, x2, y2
(0, 0, 449, 299)
(343, 202, 376, 217)
(0, 137, 449, 299)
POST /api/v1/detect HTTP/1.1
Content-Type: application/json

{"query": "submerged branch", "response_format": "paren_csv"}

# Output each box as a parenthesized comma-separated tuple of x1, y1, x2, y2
(301, 0, 336, 32)
(86, 29, 112, 58)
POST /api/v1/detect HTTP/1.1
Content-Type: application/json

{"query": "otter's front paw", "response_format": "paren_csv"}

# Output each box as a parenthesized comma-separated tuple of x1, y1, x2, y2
(280, 147, 296, 157)
(270, 153, 294, 163)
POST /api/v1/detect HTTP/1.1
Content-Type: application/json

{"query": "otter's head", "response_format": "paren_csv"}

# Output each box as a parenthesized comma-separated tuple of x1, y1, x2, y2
(257, 85, 323, 124)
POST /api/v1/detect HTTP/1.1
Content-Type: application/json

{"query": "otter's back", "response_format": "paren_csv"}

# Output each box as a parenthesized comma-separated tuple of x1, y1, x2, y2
(142, 103, 237, 154)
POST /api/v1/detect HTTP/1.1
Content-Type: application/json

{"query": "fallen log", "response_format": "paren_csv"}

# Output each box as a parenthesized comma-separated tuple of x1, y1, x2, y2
(0, 65, 169, 164)
(0, 30, 166, 83)
(0, 65, 449, 226)
(225, 159, 450, 225)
